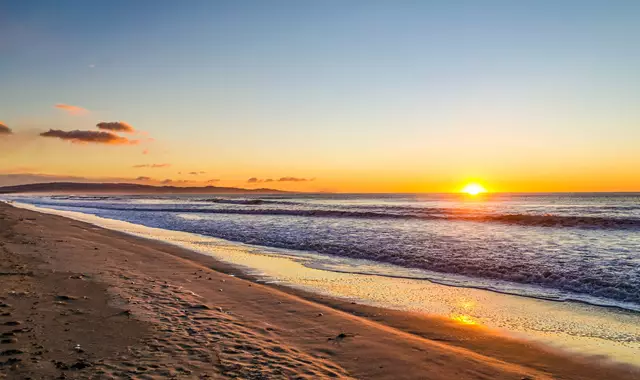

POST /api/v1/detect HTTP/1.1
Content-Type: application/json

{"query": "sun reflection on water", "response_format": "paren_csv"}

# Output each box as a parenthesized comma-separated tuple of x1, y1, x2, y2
(450, 314, 478, 325)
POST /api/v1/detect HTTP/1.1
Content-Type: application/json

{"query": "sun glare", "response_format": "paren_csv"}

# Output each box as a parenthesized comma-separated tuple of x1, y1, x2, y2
(461, 183, 487, 195)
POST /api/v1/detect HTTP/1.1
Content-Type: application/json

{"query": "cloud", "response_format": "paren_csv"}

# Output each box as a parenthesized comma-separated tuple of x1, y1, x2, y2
(189, 171, 207, 175)
(132, 163, 171, 168)
(96, 121, 135, 133)
(55, 104, 88, 115)
(142, 149, 149, 155)
(136, 176, 152, 181)
(206, 179, 220, 183)
(278, 177, 312, 182)
(40, 129, 138, 145)
(0, 123, 12, 135)
(248, 176, 313, 183)
(160, 178, 191, 185)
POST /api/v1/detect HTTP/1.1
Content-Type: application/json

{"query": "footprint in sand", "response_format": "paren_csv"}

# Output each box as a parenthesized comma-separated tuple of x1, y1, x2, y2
(0, 349, 24, 356)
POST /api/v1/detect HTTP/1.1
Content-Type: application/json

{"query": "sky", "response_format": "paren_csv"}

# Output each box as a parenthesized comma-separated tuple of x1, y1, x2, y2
(1, 0, 639, 192)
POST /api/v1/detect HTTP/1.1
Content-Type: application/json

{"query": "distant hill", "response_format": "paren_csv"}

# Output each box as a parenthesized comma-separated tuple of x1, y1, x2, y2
(0, 182, 287, 194)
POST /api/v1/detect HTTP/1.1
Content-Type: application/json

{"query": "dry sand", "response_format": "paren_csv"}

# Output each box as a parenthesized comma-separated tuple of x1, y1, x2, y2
(0, 202, 637, 379)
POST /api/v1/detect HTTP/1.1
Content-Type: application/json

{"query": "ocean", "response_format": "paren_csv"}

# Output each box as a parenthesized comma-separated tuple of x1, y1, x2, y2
(8, 192, 640, 312)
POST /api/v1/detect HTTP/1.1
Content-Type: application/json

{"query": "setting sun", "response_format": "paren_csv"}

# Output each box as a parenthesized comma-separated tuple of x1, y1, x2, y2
(461, 183, 487, 195)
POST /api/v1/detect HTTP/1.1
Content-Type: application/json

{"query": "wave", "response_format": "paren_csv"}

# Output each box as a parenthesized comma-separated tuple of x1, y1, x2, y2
(472, 213, 640, 229)
(12, 199, 640, 309)
(25, 200, 640, 230)
(308, 266, 640, 313)
(48, 196, 299, 206)
(193, 198, 293, 205)
(51, 195, 122, 201)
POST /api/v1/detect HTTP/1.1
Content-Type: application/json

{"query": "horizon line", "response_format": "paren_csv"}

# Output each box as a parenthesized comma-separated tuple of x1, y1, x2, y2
(0, 181, 639, 195)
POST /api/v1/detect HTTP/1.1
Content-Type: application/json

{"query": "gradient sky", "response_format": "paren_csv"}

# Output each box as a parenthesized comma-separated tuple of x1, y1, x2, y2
(1, 0, 639, 192)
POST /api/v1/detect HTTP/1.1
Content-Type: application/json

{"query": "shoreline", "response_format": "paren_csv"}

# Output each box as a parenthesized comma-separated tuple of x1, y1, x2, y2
(1, 202, 638, 379)
(296, 266, 640, 313)
(11, 200, 640, 366)
(11, 198, 640, 314)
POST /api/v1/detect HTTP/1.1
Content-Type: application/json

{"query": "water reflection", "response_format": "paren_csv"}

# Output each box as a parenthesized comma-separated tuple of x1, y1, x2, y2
(451, 314, 478, 325)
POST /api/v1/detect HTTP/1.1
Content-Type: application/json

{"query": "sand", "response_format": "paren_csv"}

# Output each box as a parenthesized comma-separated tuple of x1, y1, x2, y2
(0, 202, 637, 379)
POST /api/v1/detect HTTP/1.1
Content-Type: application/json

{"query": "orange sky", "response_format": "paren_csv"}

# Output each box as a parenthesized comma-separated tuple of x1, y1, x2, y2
(1, 128, 639, 192)
(2, 2, 640, 192)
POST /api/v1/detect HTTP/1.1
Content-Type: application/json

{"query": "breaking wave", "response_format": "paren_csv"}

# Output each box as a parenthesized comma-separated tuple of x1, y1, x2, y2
(19, 200, 640, 230)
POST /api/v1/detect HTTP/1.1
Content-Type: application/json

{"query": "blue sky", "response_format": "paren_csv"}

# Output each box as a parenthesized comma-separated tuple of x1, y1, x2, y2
(1, 1, 639, 191)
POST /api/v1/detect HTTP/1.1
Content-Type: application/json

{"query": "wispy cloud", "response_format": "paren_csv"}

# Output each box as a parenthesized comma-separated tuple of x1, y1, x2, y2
(142, 149, 149, 155)
(206, 179, 220, 183)
(96, 121, 135, 133)
(0, 123, 12, 135)
(55, 104, 89, 115)
(189, 171, 207, 175)
(136, 176, 152, 181)
(278, 177, 313, 182)
(248, 176, 313, 183)
(160, 178, 191, 185)
(132, 163, 171, 168)
(40, 129, 138, 145)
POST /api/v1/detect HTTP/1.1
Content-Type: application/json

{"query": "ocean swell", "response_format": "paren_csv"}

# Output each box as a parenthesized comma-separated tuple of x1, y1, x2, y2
(21, 200, 640, 230)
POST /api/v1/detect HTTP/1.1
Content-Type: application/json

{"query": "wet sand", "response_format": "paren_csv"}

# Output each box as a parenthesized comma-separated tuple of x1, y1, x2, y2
(0, 202, 638, 379)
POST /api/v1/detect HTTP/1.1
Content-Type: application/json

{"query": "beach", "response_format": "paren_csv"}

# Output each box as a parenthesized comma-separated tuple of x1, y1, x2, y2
(3, 2, 639, 378)
(0, 202, 637, 379)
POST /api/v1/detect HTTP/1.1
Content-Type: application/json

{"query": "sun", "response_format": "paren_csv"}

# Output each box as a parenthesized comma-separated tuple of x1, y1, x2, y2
(461, 183, 487, 195)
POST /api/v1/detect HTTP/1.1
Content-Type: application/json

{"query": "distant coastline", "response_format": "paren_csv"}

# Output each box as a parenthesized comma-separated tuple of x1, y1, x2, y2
(0, 182, 288, 194)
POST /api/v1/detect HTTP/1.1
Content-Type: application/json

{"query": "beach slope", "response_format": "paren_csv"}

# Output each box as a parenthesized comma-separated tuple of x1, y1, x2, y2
(0, 203, 636, 379)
